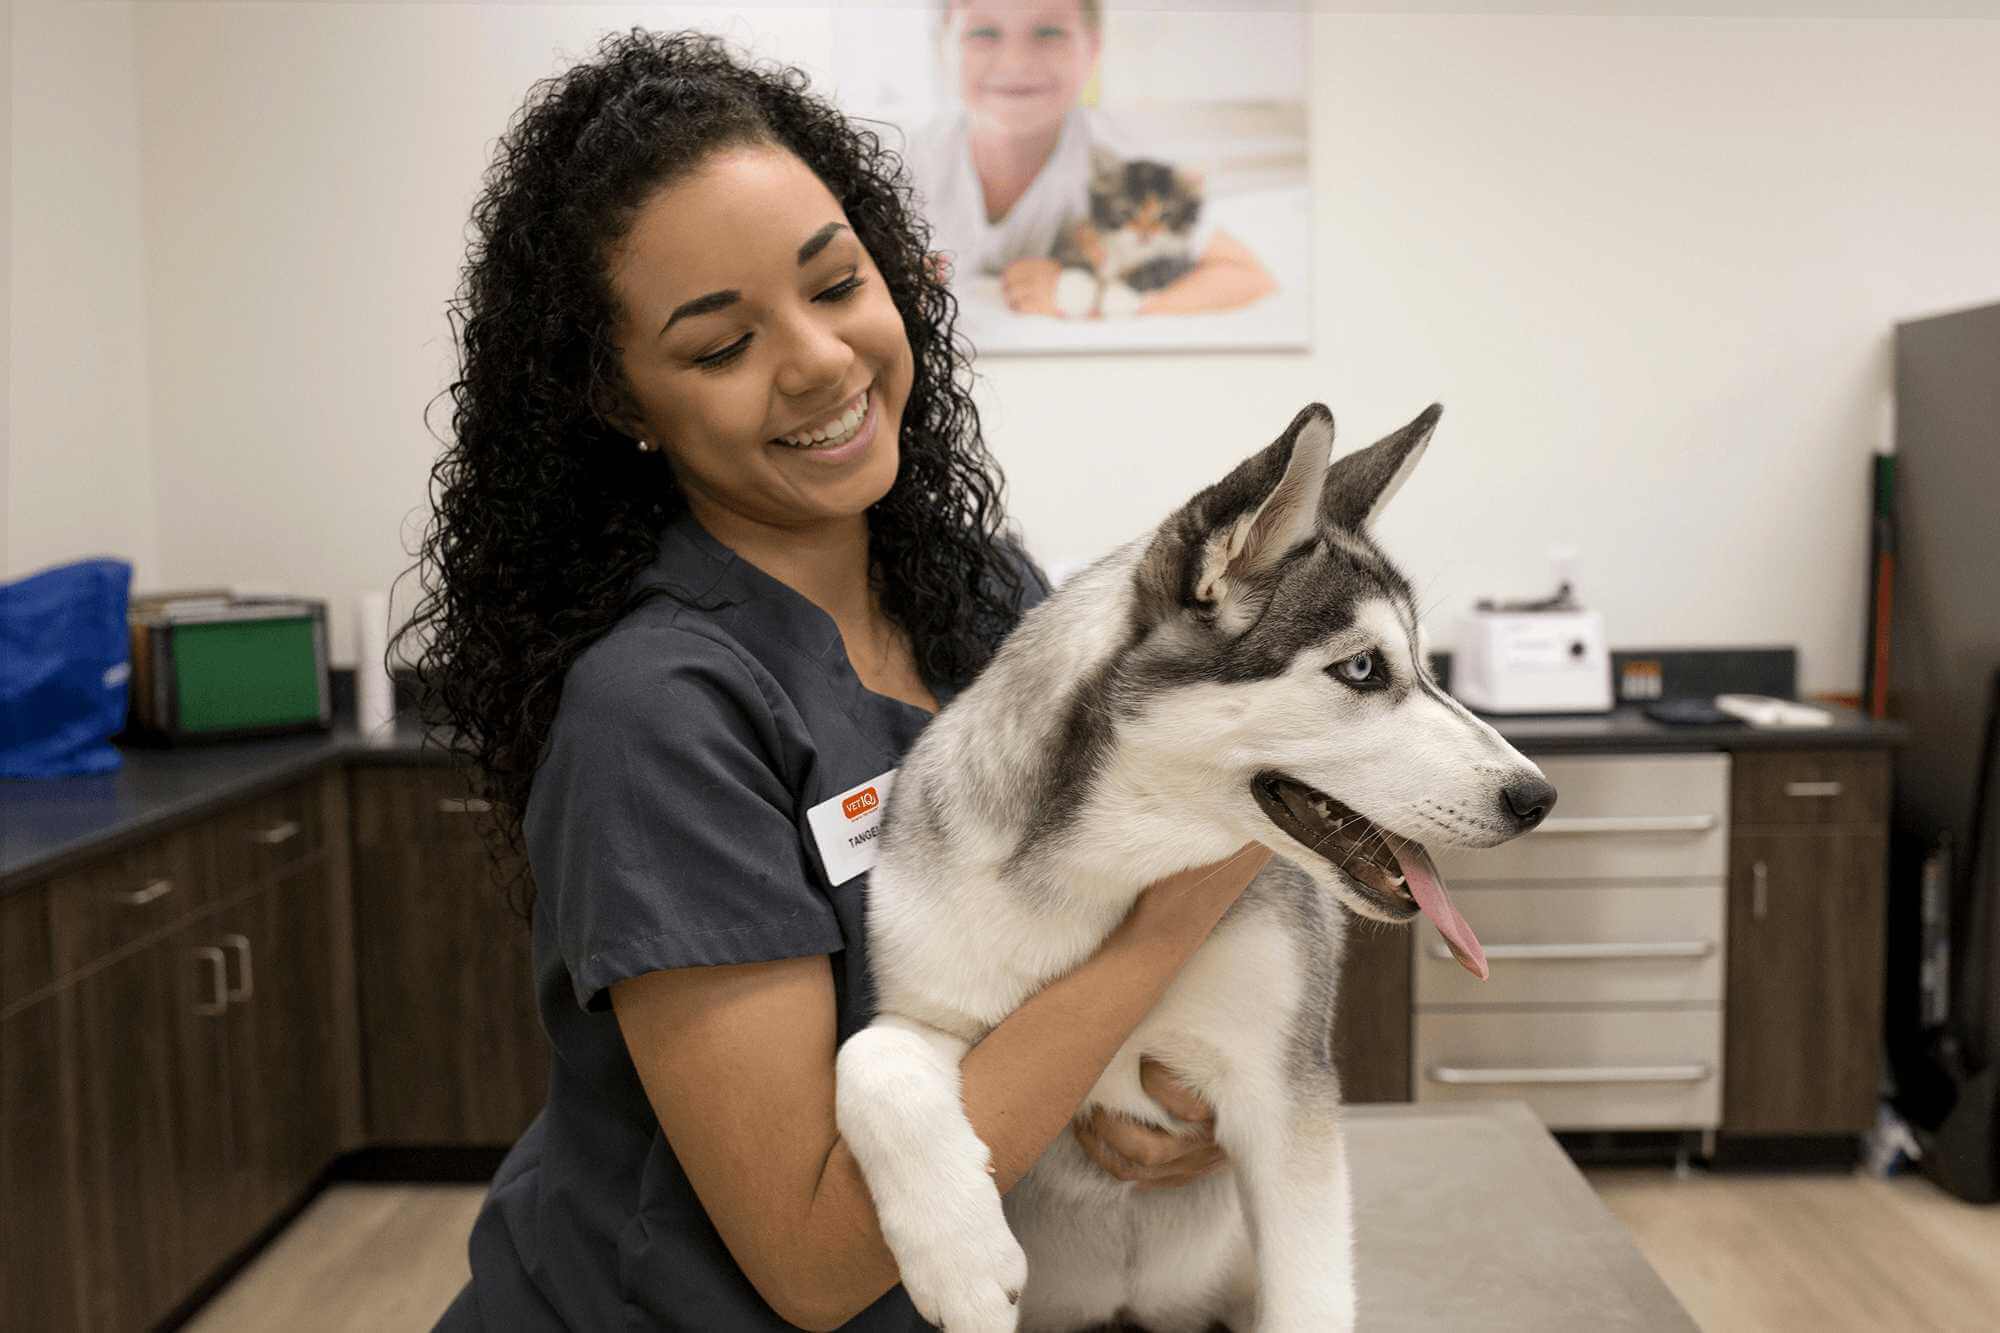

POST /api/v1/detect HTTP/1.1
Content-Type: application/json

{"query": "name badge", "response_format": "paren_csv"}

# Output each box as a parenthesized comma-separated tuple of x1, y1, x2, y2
(806, 768, 897, 886)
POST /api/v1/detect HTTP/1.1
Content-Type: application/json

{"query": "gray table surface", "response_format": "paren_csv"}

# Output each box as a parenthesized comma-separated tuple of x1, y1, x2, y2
(1, 698, 1903, 896)
(1347, 1101, 1694, 1331)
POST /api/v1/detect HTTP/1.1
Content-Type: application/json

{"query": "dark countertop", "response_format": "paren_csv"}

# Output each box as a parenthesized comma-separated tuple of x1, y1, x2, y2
(0, 701, 1905, 898)
(1483, 701, 1904, 754)
(1, 711, 441, 895)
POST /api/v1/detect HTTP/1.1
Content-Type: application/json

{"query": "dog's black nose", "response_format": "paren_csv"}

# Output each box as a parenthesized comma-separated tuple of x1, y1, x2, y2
(1502, 777, 1557, 830)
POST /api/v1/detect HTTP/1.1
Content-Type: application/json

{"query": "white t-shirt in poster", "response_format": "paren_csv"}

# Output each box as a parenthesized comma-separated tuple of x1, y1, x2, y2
(902, 108, 1214, 280)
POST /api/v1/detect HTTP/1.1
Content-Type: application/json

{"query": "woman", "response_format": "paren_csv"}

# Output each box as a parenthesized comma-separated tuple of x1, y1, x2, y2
(405, 29, 1271, 1330)
(906, 0, 1275, 318)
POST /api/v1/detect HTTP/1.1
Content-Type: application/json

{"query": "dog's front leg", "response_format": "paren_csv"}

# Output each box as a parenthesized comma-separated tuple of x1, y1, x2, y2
(836, 1014, 1026, 1333)
(1230, 1106, 1356, 1333)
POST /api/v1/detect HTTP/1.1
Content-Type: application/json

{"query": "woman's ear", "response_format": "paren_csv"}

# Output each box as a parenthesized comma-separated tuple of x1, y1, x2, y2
(589, 375, 647, 447)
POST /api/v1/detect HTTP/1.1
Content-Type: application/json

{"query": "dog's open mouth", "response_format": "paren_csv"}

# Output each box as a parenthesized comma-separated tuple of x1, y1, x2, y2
(1251, 771, 1489, 980)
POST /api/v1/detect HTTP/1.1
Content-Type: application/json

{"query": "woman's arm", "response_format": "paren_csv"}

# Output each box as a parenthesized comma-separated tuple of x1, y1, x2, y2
(612, 842, 1272, 1332)
(1136, 229, 1276, 316)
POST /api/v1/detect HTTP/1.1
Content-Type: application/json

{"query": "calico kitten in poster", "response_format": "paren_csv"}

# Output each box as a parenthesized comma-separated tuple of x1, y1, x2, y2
(1052, 150, 1203, 319)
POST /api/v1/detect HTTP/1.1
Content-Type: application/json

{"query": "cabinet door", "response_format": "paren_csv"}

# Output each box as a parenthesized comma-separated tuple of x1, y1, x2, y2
(250, 864, 345, 1209)
(1, 997, 85, 1328)
(208, 866, 345, 1246)
(168, 919, 242, 1290)
(1334, 917, 1412, 1102)
(352, 767, 545, 1144)
(65, 944, 186, 1330)
(1724, 829, 1888, 1133)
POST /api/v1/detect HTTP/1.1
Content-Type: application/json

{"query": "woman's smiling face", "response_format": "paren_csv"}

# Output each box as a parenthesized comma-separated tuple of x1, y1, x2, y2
(606, 144, 914, 532)
(951, 0, 1100, 138)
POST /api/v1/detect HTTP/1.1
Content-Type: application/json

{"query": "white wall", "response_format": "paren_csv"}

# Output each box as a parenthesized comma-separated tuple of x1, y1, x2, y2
(6, 0, 159, 587)
(13, 4, 2000, 693)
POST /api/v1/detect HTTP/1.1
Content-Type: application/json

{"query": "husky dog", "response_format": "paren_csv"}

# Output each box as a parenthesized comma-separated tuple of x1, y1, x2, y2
(835, 404, 1556, 1332)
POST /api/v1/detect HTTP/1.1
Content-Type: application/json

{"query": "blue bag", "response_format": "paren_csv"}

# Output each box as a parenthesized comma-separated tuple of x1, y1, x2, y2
(0, 558, 134, 778)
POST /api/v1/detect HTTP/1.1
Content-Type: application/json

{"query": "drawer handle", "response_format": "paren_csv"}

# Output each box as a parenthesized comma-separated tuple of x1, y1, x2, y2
(1427, 1063, 1712, 1086)
(1753, 860, 1769, 920)
(1784, 781, 1843, 799)
(1534, 815, 1717, 835)
(437, 796, 491, 814)
(221, 933, 255, 1003)
(112, 877, 176, 907)
(250, 820, 302, 846)
(190, 946, 228, 1016)
(1426, 940, 1714, 962)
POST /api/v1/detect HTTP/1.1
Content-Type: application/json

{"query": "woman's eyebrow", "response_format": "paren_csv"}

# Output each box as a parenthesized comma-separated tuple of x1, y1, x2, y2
(661, 289, 739, 336)
(796, 222, 848, 266)
(658, 224, 849, 336)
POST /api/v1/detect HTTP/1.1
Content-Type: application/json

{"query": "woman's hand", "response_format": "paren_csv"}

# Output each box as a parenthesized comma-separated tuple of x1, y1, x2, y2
(1072, 1057, 1226, 1190)
(1000, 257, 1063, 315)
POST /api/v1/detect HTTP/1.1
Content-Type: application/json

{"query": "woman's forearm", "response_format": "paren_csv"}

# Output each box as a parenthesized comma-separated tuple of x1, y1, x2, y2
(789, 850, 1267, 1329)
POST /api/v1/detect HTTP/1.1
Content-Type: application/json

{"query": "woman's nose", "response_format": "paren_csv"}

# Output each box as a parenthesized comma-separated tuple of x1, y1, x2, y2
(773, 313, 853, 399)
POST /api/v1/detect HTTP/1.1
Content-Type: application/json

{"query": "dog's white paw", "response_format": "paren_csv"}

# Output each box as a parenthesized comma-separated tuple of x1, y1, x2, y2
(1255, 1278, 1355, 1333)
(884, 1193, 1027, 1333)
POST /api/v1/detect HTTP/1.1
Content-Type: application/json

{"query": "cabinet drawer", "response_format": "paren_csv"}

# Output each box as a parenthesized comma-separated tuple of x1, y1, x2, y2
(50, 827, 214, 977)
(354, 766, 493, 846)
(216, 780, 325, 888)
(1731, 750, 1889, 828)
(1415, 883, 1724, 1007)
(1433, 754, 1730, 882)
(1, 888, 57, 1009)
(1414, 1008, 1721, 1129)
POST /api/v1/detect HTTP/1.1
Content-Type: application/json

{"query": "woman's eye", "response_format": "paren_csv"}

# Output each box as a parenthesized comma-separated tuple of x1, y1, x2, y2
(815, 275, 864, 303)
(966, 25, 1000, 42)
(693, 336, 750, 370)
(1034, 24, 1070, 40)
(1331, 652, 1380, 687)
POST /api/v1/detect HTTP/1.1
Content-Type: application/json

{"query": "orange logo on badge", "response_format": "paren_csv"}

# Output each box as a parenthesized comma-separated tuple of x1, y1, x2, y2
(842, 787, 879, 821)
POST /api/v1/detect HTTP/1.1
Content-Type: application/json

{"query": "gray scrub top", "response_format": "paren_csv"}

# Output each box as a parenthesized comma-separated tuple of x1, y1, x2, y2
(439, 508, 1047, 1331)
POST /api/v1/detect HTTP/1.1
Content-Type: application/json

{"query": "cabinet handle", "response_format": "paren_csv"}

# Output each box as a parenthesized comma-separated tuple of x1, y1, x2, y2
(190, 946, 228, 1016)
(1784, 781, 1843, 799)
(1753, 860, 1769, 920)
(436, 797, 491, 814)
(1425, 940, 1713, 962)
(221, 933, 255, 1003)
(250, 820, 301, 846)
(112, 877, 175, 907)
(1534, 815, 1717, 836)
(1427, 1063, 1712, 1086)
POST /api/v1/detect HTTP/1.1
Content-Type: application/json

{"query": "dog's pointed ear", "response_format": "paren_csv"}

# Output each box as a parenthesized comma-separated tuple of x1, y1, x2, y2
(1321, 404, 1441, 532)
(1153, 404, 1332, 624)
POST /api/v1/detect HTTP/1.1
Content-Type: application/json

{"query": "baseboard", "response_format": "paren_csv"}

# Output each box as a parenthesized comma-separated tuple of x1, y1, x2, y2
(331, 1144, 511, 1183)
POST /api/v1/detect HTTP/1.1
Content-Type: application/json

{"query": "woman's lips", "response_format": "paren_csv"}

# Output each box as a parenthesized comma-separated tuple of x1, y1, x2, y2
(770, 385, 878, 466)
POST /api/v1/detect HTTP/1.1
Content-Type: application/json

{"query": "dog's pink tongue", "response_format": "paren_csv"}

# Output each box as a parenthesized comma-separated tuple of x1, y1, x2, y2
(1393, 843, 1488, 981)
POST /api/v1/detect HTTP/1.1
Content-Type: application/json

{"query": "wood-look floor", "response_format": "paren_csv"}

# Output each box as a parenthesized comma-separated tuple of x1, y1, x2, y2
(189, 1172, 2000, 1331)
(1589, 1168, 2000, 1332)
(186, 1184, 480, 1333)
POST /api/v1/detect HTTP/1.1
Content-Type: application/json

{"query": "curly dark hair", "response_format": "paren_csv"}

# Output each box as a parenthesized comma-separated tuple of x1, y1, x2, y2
(393, 28, 1028, 910)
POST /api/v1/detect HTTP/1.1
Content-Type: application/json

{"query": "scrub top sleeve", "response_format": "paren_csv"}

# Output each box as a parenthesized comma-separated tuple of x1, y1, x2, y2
(528, 623, 842, 1012)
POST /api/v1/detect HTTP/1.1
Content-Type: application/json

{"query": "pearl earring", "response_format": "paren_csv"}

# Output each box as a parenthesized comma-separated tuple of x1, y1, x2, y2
(636, 439, 650, 453)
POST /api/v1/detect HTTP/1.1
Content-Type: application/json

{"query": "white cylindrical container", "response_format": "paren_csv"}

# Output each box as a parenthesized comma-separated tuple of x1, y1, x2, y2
(355, 590, 396, 741)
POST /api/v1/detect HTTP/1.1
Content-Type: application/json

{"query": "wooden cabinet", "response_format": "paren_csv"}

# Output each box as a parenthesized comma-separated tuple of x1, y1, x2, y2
(351, 766, 546, 1145)
(0, 996, 84, 1330)
(0, 772, 357, 1329)
(1724, 750, 1892, 1135)
(1334, 920, 1412, 1102)
(66, 941, 187, 1330)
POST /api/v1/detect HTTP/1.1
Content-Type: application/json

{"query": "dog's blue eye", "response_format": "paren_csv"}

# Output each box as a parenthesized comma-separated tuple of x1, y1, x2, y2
(1331, 652, 1382, 688)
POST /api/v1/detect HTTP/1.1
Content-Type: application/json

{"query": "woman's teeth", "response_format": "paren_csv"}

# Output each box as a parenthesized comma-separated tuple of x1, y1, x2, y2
(777, 392, 867, 449)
